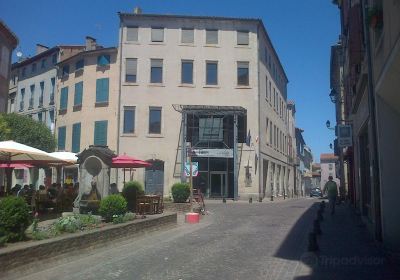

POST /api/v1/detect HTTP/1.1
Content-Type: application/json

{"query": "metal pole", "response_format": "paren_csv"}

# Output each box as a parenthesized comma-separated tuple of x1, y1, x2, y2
(233, 114, 238, 200)
(189, 146, 193, 212)
(181, 112, 187, 183)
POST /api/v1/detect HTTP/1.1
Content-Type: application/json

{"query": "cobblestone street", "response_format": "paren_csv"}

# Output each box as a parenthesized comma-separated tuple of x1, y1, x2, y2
(5, 198, 396, 280)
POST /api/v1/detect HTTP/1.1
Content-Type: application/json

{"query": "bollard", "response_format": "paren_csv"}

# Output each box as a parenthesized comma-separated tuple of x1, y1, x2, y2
(258, 197, 262, 202)
(308, 232, 319, 252)
(313, 219, 322, 235)
(249, 197, 253, 203)
(270, 195, 274, 201)
(222, 198, 226, 203)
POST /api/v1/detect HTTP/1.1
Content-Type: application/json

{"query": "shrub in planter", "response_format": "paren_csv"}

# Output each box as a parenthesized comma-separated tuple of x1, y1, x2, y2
(0, 196, 32, 242)
(171, 183, 190, 203)
(122, 181, 144, 212)
(99, 194, 128, 222)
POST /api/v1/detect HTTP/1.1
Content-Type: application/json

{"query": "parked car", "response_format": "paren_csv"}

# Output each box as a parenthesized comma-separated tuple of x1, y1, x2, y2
(310, 188, 322, 197)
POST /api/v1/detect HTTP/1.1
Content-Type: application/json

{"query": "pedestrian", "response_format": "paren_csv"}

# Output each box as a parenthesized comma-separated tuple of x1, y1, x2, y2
(323, 176, 338, 215)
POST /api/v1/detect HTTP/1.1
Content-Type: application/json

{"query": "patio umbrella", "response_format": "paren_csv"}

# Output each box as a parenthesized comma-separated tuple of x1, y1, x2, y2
(111, 154, 151, 184)
(0, 141, 69, 191)
(49, 152, 78, 165)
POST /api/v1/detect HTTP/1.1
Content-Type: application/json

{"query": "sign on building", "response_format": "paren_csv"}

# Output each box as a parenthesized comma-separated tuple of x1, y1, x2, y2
(184, 162, 199, 177)
(191, 149, 233, 158)
(337, 125, 352, 147)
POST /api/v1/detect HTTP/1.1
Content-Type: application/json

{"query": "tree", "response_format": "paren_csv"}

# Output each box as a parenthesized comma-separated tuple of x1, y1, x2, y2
(1, 113, 56, 152)
(0, 114, 11, 141)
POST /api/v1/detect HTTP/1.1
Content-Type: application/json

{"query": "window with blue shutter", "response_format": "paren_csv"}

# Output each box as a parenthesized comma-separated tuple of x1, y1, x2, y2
(60, 87, 68, 110)
(72, 123, 81, 153)
(74, 82, 83, 106)
(96, 78, 109, 103)
(75, 59, 84, 71)
(97, 55, 110, 66)
(94, 120, 108, 146)
(57, 126, 66, 150)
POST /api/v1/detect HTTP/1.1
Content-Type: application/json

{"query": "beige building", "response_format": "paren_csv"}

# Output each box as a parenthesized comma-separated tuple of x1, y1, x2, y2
(117, 13, 295, 200)
(55, 40, 118, 154)
(0, 20, 18, 112)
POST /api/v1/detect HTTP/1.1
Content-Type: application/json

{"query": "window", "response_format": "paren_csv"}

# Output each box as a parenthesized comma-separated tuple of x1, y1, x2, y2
(329, 163, 333, 170)
(31, 63, 36, 73)
(266, 118, 269, 144)
(126, 26, 138, 42)
(75, 59, 84, 71)
(60, 87, 68, 110)
(273, 125, 277, 148)
(151, 27, 164, 42)
(237, 62, 249, 86)
(74, 82, 83, 106)
(181, 28, 194, 44)
(41, 59, 46, 69)
(123, 106, 135, 134)
(237, 30, 249, 45)
(97, 55, 110, 67)
(265, 76, 268, 99)
(94, 120, 108, 146)
(22, 67, 26, 77)
(149, 107, 162, 134)
(206, 29, 218, 44)
(29, 84, 35, 108)
(39, 81, 44, 106)
(96, 78, 109, 103)
(72, 123, 81, 153)
(38, 112, 42, 122)
(269, 81, 272, 102)
(150, 59, 163, 83)
(269, 121, 273, 145)
(57, 126, 66, 151)
(20, 88, 25, 111)
(206, 61, 218, 85)
(62, 65, 69, 77)
(52, 53, 57, 64)
(125, 58, 137, 83)
(181, 60, 193, 84)
(50, 77, 55, 104)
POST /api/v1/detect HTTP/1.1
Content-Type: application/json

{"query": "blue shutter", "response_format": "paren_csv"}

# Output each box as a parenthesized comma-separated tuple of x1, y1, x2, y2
(74, 82, 83, 106)
(96, 78, 109, 103)
(97, 55, 110, 66)
(57, 126, 66, 150)
(72, 123, 81, 153)
(94, 120, 108, 146)
(60, 87, 68, 110)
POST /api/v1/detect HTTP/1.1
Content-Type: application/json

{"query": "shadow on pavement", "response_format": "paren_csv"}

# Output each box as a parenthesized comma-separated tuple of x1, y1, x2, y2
(274, 200, 400, 280)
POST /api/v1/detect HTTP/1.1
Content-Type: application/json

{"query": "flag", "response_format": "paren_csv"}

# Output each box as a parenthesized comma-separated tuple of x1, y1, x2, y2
(246, 129, 251, 146)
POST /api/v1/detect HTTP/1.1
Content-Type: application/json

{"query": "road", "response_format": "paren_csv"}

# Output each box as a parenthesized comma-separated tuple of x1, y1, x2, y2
(9, 199, 321, 280)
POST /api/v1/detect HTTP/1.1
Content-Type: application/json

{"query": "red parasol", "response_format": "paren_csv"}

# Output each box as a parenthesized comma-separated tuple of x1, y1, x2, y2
(0, 163, 34, 169)
(111, 155, 151, 168)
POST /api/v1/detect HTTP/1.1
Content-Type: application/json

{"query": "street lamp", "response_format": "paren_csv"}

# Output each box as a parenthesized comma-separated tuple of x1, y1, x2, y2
(326, 120, 335, 130)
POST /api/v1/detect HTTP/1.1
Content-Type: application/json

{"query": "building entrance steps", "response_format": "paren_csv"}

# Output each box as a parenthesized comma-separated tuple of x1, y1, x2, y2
(300, 200, 400, 279)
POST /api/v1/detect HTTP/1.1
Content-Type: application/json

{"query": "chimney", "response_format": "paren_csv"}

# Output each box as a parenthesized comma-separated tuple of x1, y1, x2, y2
(133, 7, 142, 14)
(36, 44, 49, 55)
(85, 36, 97, 51)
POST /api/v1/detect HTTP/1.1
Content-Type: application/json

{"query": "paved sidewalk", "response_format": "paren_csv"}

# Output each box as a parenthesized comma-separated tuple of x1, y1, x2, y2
(296, 201, 400, 280)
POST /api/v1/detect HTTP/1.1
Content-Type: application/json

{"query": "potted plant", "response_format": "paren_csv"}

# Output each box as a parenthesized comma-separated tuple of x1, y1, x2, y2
(367, 7, 383, 29)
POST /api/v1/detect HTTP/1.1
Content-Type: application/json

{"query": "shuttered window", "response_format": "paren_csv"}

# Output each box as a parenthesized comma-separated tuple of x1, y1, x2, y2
(206, 61, 218, 85)
(151, 27, 164, 42)
(57, 126, 66, 151)
(60, 87, 68, 110)
(126, 26, 138, 42)
(94, 120, 108, 146)
(96, 78, 109, 103)
(206, 29, 218, 44)
(150, 59, 163, 83)
(125, 58, 137, 83)
(74, 82, 83, 106)
(181, 28, 194, 43)
(237, 30, 249, 45)
(97, 55, 110, 66)
(237, 61, 249, 86)
(75, 59, 84, 71)
(72, 123, 81, 153)
(123, 107, 135, 134)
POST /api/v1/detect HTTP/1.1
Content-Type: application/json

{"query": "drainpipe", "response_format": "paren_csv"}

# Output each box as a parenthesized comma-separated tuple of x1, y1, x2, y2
(116, 18, 124, 188)
(257, 24, 262, 201)
(362, 0, 382, 241)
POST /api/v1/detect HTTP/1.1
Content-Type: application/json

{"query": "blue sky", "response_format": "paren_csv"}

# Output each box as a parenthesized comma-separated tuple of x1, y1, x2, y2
(1, 0, 339, 162)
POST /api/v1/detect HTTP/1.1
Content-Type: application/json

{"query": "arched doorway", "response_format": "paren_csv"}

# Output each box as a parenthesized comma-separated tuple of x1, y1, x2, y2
(145, 159, 164, 195)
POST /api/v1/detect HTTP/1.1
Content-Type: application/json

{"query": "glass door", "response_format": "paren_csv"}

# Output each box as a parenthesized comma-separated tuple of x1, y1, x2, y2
(210, 172, 227, 197)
